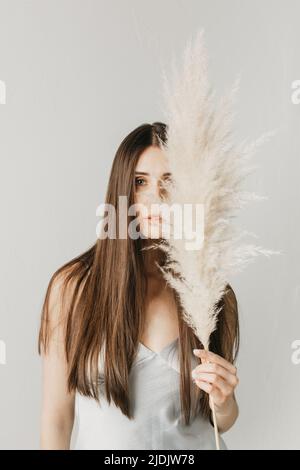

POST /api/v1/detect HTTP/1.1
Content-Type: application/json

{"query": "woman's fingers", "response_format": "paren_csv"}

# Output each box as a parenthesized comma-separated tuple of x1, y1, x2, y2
(192, 363, 239, 388)
(191, 350, 239, 408)
(193, 372, 233, 396)
(193, 349, 237, 375)
(193, 379, 224, 405)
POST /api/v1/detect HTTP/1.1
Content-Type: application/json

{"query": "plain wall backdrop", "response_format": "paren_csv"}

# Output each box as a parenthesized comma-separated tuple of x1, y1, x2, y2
(0, 0, 299, 450)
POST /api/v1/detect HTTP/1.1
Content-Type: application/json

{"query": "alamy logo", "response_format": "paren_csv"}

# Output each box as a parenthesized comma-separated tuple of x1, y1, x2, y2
(291, 339, 300, 365)
(0, 80, 6, 104)
(95, 197, 205, 250)
(0, 339, 6, 365)
(291, 80, 300, 104)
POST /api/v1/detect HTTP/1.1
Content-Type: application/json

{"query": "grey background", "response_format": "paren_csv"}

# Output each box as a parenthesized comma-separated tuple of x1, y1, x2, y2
(0, 0, 299, 450)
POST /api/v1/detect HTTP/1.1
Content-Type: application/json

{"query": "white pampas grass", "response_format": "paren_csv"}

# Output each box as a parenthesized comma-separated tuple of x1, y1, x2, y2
(151, 28, 280, 449)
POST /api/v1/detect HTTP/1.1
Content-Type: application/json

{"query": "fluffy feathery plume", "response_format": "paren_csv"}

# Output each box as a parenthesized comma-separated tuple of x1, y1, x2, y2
(147, 28, 280, 449)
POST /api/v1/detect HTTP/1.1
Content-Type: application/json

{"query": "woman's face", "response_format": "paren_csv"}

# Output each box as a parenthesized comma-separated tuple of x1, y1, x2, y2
(133, 145, 171, 239)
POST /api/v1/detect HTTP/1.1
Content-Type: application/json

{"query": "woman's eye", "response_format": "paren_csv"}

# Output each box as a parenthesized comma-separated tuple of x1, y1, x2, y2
(159, 177, 172, 188)
(135, 177, 146, 186)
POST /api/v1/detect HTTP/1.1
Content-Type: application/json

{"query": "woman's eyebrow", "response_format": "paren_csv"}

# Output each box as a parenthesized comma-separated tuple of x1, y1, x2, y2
(134, 171, 171, 176)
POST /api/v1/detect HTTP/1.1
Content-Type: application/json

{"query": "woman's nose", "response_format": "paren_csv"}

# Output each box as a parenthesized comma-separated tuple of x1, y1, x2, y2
(143, 187, 164, 204)
(138, 187, 164, 217)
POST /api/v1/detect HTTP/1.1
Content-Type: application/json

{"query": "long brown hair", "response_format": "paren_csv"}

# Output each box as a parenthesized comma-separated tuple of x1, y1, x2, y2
(38, 122, 239, 425)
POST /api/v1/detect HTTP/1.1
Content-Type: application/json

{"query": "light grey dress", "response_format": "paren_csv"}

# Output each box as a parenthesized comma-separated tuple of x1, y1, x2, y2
(72, 338, 228, 450)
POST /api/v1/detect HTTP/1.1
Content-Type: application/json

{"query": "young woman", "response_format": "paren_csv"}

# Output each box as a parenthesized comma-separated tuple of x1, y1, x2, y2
(38, 122, 240, 450)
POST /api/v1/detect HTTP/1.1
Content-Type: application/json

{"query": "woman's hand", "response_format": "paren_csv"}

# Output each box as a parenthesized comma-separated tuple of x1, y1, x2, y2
(191, 349, 239, 415)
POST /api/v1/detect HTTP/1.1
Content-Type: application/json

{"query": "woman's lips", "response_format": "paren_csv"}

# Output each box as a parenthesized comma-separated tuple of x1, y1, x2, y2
(145, 216, 162, 223)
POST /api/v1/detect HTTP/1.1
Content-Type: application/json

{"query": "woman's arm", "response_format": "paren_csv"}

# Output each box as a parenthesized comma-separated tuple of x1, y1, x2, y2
(213, 391, 239, 434)
(39, 271, 76, 450)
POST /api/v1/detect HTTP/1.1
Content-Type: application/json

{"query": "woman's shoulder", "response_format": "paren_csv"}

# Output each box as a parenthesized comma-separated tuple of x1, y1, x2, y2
(47, 244, 95, 300)
(48, 261, 84, 311)
(39, 259, 89, 355)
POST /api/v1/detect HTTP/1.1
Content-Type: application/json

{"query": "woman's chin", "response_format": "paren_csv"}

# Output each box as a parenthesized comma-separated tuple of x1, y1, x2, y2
(140, 227, 163, 240)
